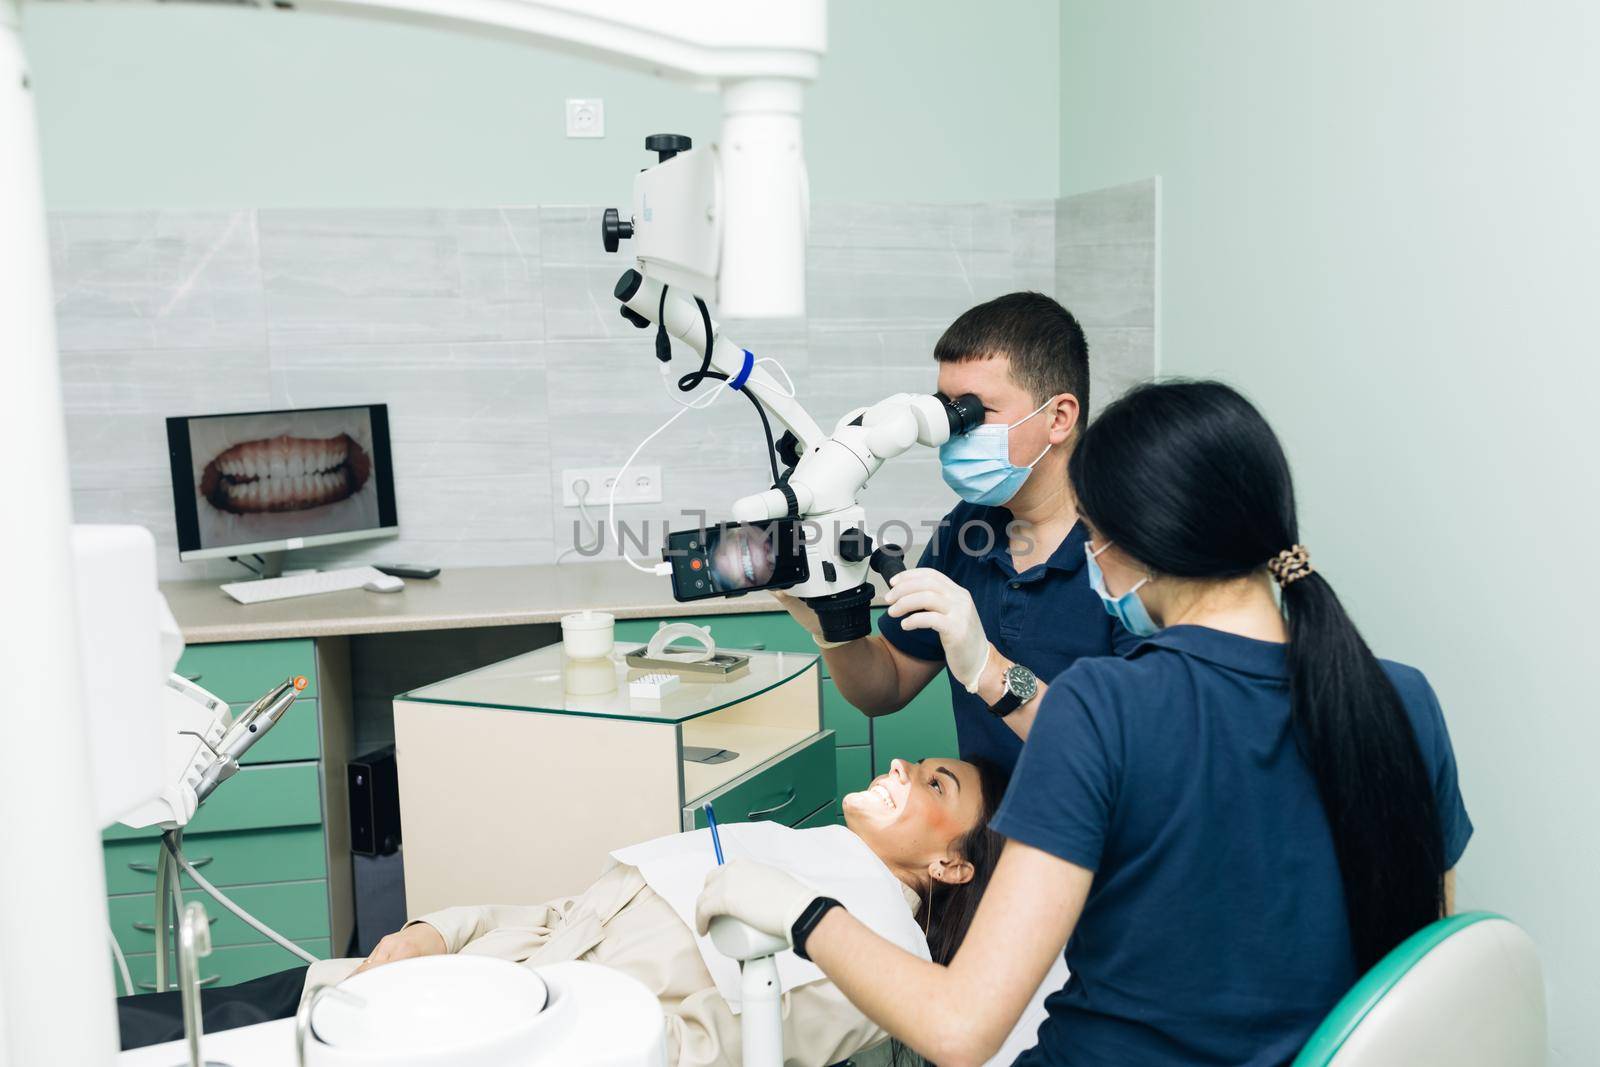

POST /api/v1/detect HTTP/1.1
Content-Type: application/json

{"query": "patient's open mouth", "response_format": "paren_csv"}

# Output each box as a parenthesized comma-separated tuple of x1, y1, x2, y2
(199, 433, 372, 515)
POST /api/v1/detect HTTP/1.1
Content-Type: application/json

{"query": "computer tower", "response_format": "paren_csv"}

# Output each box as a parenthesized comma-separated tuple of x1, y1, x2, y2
(348, 744, 401, 856)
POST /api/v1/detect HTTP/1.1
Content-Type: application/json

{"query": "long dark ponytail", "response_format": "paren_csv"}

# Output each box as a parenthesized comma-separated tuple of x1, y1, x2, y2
(1068, 380, 1444, 970)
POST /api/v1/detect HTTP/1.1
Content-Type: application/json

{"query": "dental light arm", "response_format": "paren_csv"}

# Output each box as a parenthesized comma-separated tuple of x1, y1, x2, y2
(612, 266, 983, 641)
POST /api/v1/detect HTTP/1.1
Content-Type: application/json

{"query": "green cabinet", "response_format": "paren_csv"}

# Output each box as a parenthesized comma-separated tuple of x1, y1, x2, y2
(104, 826, 328, 896)
(690, 733, 836, 829)
(175, 639, 319, 701)
(104, 763, 324, 841)
(107, 879, 331, 956)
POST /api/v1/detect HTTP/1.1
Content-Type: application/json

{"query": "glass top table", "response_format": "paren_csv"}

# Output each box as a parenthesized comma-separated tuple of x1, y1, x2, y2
(399, 641, 820, 724)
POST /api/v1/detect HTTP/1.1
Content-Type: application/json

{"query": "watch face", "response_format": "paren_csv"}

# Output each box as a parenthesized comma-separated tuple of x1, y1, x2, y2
(1006, 665, 1039, 700)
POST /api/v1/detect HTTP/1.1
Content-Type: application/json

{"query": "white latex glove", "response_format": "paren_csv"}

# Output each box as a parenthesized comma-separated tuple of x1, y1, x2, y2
(883, 568, 992, 691)
(695, 859, 821, 946)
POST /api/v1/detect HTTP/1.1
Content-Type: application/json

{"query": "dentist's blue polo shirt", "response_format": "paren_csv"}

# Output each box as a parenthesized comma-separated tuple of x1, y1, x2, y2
(992, 626, 1473, 1067)
(877, 501, 1138, 770)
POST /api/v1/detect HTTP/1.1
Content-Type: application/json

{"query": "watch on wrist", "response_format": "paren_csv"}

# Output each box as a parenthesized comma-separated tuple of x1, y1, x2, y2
(988, 663, 1038, 717)
(791, 896, 844, 961)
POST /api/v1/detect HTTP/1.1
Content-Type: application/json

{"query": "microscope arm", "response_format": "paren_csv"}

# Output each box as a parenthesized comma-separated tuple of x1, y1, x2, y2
(616, 269, 826, 450)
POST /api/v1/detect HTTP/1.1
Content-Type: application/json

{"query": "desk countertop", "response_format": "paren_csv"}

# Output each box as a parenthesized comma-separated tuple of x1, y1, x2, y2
(162, 562, 854, 644)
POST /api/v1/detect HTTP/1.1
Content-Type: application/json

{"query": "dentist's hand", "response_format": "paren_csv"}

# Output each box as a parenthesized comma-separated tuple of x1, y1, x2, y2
(771, 590, 826, 639)
(695, 860, 821, 946)
(884, 569, 991, 690)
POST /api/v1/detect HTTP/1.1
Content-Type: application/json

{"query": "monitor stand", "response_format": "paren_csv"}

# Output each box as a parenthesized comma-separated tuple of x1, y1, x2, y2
(228, 551, 288, 579)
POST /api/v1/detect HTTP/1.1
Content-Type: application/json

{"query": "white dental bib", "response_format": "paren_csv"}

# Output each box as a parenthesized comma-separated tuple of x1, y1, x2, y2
(611, 822, 931, 1012)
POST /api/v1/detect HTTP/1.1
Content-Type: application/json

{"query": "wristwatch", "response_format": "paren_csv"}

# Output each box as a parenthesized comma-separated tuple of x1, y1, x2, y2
(791, 896, 844, 961)
(988, 663, 1039, 717)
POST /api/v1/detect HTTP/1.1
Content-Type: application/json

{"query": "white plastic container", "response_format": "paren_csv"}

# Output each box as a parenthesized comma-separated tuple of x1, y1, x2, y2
(560, 610, 615, 660)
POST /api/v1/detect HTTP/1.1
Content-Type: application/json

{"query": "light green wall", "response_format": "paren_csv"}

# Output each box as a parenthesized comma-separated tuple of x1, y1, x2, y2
(21, 0, 1059, 209)
(1060, 2, 1597, 1060)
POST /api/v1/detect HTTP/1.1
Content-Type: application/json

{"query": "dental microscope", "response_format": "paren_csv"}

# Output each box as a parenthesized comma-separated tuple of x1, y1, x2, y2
(602, 135, 984, 642)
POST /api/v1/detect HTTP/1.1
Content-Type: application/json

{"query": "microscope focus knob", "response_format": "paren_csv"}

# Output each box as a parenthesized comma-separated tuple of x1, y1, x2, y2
(837, 528, 874, 564)
(602, 208, 634, 253)
(645, 133, 693, 161)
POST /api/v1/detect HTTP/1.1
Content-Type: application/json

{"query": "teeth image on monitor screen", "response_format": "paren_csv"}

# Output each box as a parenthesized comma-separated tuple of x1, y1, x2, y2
(198, 433, 372, 515)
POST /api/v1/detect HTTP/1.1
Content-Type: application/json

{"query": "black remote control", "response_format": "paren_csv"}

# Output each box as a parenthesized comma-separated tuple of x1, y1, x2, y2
(373, 563, 441, 580)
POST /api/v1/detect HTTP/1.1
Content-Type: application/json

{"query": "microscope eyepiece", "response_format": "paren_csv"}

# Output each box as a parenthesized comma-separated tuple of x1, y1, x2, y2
(937, 391, 985, 436)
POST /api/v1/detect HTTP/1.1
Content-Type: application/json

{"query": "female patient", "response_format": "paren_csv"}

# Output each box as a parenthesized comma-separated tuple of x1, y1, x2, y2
(119, 755, 1007, 1066)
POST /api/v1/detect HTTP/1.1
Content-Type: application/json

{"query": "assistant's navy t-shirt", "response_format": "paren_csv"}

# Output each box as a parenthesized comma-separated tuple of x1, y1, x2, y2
(877, 501, 1139, 771)
(991, 626, 1473, 1067)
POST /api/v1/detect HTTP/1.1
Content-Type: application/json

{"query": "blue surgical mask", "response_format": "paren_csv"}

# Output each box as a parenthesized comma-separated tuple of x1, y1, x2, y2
(939, 401, 1052, 506)
(1085, 540, 1159, 637)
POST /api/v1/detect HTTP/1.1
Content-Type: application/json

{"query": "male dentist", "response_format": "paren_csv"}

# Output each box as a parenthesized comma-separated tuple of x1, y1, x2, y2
(777, 292, 1137, 770)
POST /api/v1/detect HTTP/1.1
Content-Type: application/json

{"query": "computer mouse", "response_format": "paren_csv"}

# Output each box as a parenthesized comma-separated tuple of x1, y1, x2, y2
(364, 573, 405, 594)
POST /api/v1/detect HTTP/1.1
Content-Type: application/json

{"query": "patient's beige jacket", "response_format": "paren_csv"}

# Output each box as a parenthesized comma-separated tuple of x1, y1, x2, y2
(307, 862, 918, 1067)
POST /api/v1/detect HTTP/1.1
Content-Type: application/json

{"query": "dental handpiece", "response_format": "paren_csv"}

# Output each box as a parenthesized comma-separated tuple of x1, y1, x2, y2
(196, 676, 306, 802)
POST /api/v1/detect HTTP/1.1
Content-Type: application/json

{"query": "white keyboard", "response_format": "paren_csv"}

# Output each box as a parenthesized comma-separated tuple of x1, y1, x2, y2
(221, 566, 402, 604)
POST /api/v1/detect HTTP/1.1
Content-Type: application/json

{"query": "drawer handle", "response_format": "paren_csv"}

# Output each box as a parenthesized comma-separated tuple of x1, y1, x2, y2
(746, 788, 798, 821)
(139, 975, 220, 992)
(128, 856, 213, 875)
(747, 642, 767, 651)
(131, 916, 216, 933)
(182, 672, 203, 683)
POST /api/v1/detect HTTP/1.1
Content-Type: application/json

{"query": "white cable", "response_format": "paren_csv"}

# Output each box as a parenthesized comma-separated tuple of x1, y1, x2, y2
(108, 925, 133, 996)
(754, 356, 797, 399)
(555, 479, 606, 564)
(612, 403, 689, 574)
(604, 339, 795, 575)
(167, 841, 319, 966)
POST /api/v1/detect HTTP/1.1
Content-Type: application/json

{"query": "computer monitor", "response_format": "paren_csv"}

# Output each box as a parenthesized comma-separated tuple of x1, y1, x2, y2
(166, 403, 399, 567)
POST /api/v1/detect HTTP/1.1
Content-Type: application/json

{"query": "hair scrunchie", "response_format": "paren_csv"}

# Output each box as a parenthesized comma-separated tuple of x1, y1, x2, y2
(1268, 544, 1313, 587)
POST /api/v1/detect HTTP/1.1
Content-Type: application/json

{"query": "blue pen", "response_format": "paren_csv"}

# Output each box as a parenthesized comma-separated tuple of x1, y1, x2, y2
(704, 802, 725, 865)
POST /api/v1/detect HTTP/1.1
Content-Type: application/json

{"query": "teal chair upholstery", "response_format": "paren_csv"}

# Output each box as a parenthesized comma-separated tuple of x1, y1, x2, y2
(1294, 911, 1545, 1066)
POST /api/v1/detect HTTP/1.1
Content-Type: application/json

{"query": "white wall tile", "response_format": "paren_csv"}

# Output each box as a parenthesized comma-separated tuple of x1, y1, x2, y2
(259, 209, 541, 346)
(50, 211, 265, 352)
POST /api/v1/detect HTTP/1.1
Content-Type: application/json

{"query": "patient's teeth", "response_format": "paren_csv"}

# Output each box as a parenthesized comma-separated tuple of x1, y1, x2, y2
(289, 453, 305, 478)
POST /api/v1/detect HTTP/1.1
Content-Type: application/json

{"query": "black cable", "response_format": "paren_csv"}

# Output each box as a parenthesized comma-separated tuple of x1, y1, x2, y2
(658, 287, 782, 485)
(230, 555, 263, 578)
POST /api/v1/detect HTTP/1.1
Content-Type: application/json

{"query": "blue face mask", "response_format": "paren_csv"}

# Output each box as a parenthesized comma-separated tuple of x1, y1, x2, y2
(939, 401, 1052, 506)
(1085, 540, 1159, 637)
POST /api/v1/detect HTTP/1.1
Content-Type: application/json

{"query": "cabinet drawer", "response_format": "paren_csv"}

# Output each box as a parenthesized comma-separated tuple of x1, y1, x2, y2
(795, 802, 842, 829)
(175, 639, 318, 702)
(689, 732, 835, 829)
(126, 938, 330, 994)
(105, 763, 324, 842)
(821, 679, 870, 747)
(238, 697, 321, 764)
(104, 826, 328, 896)
(874, 680, 958, 776)
(108, 880, 331, 956)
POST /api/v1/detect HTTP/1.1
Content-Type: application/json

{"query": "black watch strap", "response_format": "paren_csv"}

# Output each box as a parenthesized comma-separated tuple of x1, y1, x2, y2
(791, 896, 844, 961)
(989, 688, 1024, 718)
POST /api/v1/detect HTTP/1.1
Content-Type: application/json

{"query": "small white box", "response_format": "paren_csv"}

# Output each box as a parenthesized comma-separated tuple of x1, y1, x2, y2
(629, 673, 680, 700)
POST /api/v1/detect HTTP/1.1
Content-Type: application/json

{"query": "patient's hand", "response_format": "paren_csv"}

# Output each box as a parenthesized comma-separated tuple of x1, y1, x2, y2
(352, 922, 447, 975)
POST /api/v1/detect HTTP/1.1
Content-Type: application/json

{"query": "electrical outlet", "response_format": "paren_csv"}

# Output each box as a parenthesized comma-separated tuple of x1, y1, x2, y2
(563, 466, 660, 507)
(565, 98, 604, 138)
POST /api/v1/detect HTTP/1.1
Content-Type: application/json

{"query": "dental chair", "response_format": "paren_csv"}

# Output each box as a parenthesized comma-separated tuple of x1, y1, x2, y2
(1292, 911, 1546, 1067)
